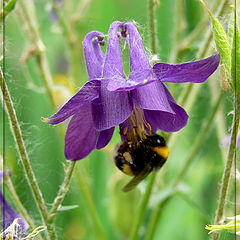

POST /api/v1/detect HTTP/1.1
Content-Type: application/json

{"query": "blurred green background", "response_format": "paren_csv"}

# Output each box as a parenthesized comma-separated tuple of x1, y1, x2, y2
(0, 0, 236, 239)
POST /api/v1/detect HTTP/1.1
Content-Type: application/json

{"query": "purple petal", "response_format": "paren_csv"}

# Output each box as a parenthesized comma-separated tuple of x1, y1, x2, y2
(96, 127, 115, 149)
(153, 52, 220, 83)
(107, 23, 157, 92)
(107, 68, 157, 92)
(0, 170, 11, 181)
(144, 85, 188, 132)
(45, 80, 100, 124)
(131, 81, 174, 113)
(0, 170, 28, 233)
(92, 38, 105, 65)
(0, 192, 29, 233)
(103, 21, 124, 79)
(65, 104, 96, 161)
(125, 23, 152, 73)
(92, 90, 133, 131)
(119, 120, 128, 141)
(83, 31, 105, 80)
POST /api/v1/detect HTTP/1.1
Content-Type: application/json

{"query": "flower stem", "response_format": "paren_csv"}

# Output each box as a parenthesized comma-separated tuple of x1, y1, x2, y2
(148, 0, 158, 55)
(145, 91, 224, 239)
(211, 94, 240, 240)
(74, 165, 107, 240)
(0, 67, 57, 240)
(143, 196, 171, 240)
(16, 0, 56, 112)
(129, 172, 157, 240)
(48, 161, 76, 223)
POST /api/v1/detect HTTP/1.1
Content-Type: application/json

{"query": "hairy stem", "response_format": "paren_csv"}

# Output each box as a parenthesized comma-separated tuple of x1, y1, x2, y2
(48, 161, 76, 223)
(148, 0, 158, 55)
(211, 73, 240, 239)
(16, 0, 56, 111)
(0, 67, 57, 239)
(75, 166, 107, 240)
(129, 172, 157, 240)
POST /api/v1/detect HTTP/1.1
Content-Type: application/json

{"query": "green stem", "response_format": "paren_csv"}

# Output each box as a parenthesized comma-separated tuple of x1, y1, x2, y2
(211, 94, 240, 240)
(4, 174, 43, 240)
(16, 0, 56, 112)
(0, 67, 57, 239)
(129, 172, 157, 240)
(75, 166, 107, 240)
(145, 91, 224, 239)
(143, 196, 171, 240)
(148, 0, 158, 54)
(48, 161, 76, 223)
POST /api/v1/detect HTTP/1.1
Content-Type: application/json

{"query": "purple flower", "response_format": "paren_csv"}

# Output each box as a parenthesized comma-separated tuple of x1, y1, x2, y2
(43, 21, 220, 161)
(0, 170, 28, 237)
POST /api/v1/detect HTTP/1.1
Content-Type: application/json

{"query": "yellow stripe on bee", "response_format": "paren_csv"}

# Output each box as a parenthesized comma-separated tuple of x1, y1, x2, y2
(153, 146, 170, 159)
(123, 164, 134, 176)
(123, 152, 132, 162)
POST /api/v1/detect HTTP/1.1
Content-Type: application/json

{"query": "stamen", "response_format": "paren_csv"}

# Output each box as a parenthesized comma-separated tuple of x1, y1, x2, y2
(126, 105, 151, 143)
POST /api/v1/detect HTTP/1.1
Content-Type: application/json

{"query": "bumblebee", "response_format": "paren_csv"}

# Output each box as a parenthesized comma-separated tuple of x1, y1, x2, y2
(114, 134, 169, 192)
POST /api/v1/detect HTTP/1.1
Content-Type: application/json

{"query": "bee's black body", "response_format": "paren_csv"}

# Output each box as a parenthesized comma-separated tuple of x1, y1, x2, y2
(114, 134, 169, 191)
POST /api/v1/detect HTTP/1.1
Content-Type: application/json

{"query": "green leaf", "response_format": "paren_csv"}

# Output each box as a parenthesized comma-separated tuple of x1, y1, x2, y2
(200, 0, 232, 89)
(57, 205, 79, 212)
(0, 0, 17, 21)
(231, 10, 240, 93)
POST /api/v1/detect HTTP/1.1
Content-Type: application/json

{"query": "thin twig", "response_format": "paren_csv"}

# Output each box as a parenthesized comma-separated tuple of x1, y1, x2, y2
(74, 166, 107, 240)
(48, 161, 76, 223)
(16, 0, 56, 111)
(0, 67, 57, 240)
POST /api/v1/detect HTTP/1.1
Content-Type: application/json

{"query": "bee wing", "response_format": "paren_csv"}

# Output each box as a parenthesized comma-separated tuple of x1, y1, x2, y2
(122, 165, 152, 192)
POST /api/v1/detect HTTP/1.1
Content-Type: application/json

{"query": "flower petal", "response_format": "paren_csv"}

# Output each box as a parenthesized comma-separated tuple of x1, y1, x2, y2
(65, 104, 96, 161)
(144, 85, 188, 132)
(131, 81, 174, 113)
(126, 22, 152, 73)
(107, 23, 157, 92)
(45, 80, 100, 124)
(153, 52, 220, 83)
(0, 171, 28, 233)
(0, 192, 29, 232)
(107, 68, 157, 92)
(92, 90, 133, 131)
(92, 38, 105, 64)
(96, 127, 115, 149)
(103, 21, 124, 79)
(83, 31, 105, 80)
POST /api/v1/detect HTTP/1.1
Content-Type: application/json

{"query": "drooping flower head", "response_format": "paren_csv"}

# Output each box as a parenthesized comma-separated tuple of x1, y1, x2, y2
(0, 170, 28, 238)
(43, 21, 220, 161)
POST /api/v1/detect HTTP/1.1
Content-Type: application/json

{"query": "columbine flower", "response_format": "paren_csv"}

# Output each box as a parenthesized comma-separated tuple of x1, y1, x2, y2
(43, 21, 220, 161)
(0, 170, 28, 238)
(206, 215, 240, 235)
